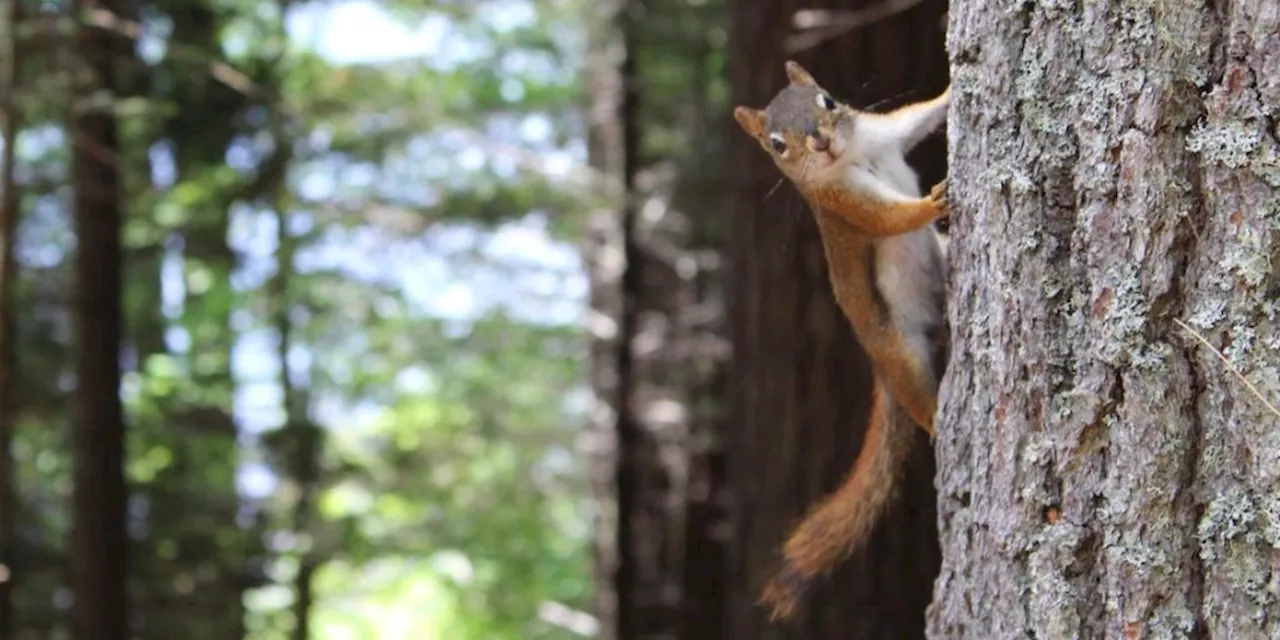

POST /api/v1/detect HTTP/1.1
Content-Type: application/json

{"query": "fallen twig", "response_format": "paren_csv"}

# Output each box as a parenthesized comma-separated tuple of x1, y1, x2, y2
(1174, 318, 1280, 419)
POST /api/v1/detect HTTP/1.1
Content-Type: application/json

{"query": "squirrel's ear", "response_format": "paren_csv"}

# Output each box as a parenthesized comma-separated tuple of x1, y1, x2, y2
(733, 106, 766, 137)
(784, 60, 817, 87)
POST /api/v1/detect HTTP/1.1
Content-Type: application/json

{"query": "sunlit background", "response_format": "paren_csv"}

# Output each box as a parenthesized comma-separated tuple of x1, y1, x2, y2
(6, 0, 596, 637)
(6, 0, 1265, 638)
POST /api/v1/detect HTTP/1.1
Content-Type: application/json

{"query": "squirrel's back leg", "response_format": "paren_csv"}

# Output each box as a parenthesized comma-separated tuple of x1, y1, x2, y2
(863, 324, 941, 435)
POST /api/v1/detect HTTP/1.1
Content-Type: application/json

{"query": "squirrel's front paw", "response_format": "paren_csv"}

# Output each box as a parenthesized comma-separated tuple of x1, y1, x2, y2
(929, 179, 949, 217)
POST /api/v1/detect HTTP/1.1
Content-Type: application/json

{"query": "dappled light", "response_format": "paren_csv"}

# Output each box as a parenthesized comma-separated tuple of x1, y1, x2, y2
(7, 0, 1268, 638)
(2, 0, 595, 637)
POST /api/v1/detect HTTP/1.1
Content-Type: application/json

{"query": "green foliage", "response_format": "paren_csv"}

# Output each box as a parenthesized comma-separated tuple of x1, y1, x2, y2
(5, 0, 595, 637)
(313, 314, 590, 638)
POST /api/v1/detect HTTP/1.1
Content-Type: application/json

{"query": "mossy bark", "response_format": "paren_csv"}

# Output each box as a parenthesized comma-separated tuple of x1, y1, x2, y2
(931, 0, 1280, 637)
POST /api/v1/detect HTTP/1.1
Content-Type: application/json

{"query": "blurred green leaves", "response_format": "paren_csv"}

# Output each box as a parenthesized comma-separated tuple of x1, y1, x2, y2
(6, 0, 594, 637)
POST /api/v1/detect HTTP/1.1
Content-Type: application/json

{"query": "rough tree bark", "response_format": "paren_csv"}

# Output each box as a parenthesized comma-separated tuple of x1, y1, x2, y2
(931, 1, 1280, 638)
(727, 0, 949, 638)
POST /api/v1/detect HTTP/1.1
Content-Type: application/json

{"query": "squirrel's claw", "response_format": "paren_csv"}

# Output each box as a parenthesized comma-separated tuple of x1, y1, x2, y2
(929, 178, 949, 217)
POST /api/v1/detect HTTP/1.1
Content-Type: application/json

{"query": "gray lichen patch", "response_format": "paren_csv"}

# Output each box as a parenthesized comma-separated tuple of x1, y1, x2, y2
(1248, 141, 1280, 188)
(1199, 487, 1260, 559)
(1025, 522, 1087, 638)
(1186, 120, 1262, 168)
(1198, 486, 1278, 619)
(931, 0, 1280, 637)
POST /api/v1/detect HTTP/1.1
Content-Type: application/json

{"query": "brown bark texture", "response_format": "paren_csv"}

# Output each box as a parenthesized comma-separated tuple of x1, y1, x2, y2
(727, 0, 950, 637)
(930, 0, 1280, 638)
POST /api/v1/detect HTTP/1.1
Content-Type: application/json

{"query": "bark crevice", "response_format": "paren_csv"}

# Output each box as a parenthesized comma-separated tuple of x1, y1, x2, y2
(932, 0, 1278, 636)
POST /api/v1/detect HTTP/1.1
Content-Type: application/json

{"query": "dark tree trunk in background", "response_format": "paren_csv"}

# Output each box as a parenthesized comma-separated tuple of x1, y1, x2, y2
(587, 0, 734, 636)
(583, 0, 629, 635)
(726, 0, 949, 637)
(612, 0, 646, 633)
(930, 1, 1280, 637)
(667, 2, 732, 636)
(275, 201, 317, 640)
(0, 0, 22, 633)
(71, 6, 129, 639)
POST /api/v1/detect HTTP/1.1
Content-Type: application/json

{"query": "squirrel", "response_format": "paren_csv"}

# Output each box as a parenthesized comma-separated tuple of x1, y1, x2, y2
(733, 60, 951, 621)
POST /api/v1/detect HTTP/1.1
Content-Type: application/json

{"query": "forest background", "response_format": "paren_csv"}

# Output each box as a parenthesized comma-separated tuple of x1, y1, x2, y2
(16, 0, 1273, 638)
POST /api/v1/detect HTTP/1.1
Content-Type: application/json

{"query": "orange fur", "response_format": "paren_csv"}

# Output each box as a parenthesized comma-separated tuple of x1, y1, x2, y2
(813, 208, 942, 433)
(734, 61, 950, 621)
(754, 210, 941, 621)
(758, 377, 917, 621)
(804, 178, 947, 239)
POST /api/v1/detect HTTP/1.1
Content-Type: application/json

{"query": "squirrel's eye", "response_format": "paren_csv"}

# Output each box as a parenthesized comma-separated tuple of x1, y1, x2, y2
(816, 94, 836, 111)
(768, 134, 787, 154)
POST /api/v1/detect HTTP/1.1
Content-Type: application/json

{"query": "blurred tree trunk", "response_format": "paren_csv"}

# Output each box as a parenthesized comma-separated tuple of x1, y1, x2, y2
(583, 0, 625, 636)
(0, 0, 22, 634)
(612, 0, 647, 632)
(71, 2, 130, 637)
(275, 206, 321, 640)
(667, 3, 732, 636)
(586, 0, 732, 636)
(725, 0, 949, 637)
(930, 1, 1280, 637)
(257, 107, 317, 639)
(149, 3, 267, 635)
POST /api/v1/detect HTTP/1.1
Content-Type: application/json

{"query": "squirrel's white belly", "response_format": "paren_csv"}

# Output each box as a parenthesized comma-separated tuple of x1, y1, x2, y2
(867, 153, 945, 337)
(874, 230, 943, 334)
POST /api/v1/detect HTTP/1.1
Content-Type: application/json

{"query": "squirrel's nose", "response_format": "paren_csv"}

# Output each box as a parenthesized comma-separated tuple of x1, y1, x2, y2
(810, 132, 830, 152)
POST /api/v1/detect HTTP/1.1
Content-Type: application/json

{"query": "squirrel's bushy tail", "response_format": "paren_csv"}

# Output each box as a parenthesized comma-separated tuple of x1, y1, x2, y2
(759, 377, 917, 621)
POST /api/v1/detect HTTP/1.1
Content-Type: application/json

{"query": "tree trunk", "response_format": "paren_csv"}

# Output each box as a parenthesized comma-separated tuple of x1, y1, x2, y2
(726, 0, 949, 638)
(0, 0, 21, 633)
(589, 0, 696, 634)
(587, 0, 735, 635)
(71, 5, 129, 638)
(669, 6, 732, 637)
(583, 0, 625, 632)
(930, 1, 1280, 637)
(612, 0, 650, 633)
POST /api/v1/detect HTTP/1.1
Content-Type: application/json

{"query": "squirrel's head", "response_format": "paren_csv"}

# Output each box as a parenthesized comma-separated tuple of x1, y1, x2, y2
(733, 61, 855, 185)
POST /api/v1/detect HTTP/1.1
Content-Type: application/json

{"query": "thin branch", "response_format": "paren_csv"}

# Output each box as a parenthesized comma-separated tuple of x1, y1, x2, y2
(1173, 318, 1280, 419)
(81, 7, 274, 101)
(784, 0, 928, 54)
(72, 128, 124, 168)
(537, 601, 600, 637)
(17, 8, 282, 108)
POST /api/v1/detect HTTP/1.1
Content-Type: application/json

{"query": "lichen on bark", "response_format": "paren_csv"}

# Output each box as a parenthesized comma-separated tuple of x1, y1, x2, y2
(930, 0, 1280, 638)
